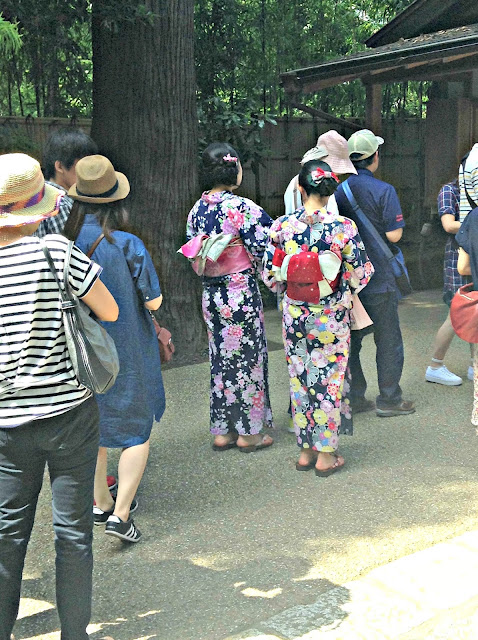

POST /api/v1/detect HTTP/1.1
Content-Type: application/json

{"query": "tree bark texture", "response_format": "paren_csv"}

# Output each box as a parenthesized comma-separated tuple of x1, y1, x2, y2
(91, 1, 206, 362)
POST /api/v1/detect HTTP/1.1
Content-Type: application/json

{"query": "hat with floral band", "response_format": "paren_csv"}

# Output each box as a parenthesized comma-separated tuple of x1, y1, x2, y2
(316, 130, 357, 175)
(0, 153, 63, 228)
(69, 155, 130, 203)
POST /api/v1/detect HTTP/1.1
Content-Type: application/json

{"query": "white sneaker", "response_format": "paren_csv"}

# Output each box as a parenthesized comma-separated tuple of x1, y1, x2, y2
(425, 365, 462, 386)
(468, 366, 474, 381)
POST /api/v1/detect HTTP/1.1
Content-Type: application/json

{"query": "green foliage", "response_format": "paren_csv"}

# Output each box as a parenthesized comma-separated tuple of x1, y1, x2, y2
(92, 1, 159, 30)
(198, 96, 277, 164)
(194, 0, 424, 120)
(0, 0, 427, 127)
(0, 1, 92, 117)
(0, 14, 22, 55)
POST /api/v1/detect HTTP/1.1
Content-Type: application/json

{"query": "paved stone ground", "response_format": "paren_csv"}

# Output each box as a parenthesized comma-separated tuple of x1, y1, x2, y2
(10, 290, 478, 640)
(225, 530, 478, 639)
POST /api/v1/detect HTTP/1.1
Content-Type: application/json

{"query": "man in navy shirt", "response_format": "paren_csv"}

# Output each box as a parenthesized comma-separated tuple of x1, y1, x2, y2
(335, 129, 415, 417)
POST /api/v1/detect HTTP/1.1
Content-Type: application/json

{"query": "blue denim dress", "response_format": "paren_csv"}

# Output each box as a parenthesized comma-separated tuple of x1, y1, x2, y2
(75, 215, 165, 447)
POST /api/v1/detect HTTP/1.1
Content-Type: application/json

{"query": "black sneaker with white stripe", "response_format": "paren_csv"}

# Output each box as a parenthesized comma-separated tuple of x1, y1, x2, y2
(105, 515, 142, 542)
(93, 498, 138, 525)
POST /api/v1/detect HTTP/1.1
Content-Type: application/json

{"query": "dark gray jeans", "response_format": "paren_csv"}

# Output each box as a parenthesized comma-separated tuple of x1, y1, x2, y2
(0, 396, 99, 640)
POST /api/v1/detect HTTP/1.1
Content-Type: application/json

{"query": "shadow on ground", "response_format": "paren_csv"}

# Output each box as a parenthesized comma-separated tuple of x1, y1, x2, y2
(13, 290, 478, 640)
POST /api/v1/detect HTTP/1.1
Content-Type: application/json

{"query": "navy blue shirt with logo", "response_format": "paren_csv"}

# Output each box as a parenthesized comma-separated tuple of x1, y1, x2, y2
(335, 168, 405, 296)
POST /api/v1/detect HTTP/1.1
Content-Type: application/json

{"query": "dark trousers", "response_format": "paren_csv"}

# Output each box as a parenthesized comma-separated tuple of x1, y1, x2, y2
(349, 291, 404, 408)
(0, 397, 99, 640)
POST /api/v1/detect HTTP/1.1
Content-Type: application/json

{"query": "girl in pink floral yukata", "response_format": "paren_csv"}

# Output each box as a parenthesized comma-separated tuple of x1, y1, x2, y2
(184, 142, 274, 452)
(263, 160, 373, 476)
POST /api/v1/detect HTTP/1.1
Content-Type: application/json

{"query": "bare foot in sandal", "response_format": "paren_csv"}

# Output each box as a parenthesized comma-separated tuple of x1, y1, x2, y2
(296, 449, 318, 470)
(212, 433, 238, 451)
(315, 452, 345, 476)
(236, 433, 273, 453)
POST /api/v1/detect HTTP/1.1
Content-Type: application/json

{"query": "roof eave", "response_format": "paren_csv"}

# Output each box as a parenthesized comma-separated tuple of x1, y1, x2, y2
(281, 37, 478, 94)
(365, 0, 458, 47)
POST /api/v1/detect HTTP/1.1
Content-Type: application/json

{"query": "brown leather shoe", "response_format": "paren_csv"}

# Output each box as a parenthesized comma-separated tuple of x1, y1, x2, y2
(376, 400, 415, 417)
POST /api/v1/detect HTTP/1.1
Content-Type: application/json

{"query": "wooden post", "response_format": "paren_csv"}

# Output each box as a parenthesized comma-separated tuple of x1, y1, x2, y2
(365, 82, 382, 135)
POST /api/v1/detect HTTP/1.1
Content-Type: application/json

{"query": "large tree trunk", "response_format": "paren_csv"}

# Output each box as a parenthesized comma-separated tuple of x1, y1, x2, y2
(91, 1, 206, 363)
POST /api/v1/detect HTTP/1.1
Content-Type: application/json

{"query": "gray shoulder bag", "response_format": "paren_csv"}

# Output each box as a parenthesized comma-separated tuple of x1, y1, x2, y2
(41, 240, 119, 394)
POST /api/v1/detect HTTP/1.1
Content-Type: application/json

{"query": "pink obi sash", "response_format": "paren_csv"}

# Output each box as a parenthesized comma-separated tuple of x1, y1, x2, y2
(178, 235, 252, 277)
(199, 243, 252, 277)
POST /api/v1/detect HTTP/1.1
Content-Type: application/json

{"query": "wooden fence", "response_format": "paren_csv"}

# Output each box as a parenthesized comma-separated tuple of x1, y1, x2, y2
(1, 114, 438, 286)
(239, 117, 427, 232)
(0, 114, 426, 226)
(0, 116, 91, 159)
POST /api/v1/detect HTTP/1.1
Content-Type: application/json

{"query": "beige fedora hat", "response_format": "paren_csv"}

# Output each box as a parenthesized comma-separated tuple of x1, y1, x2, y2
(69, 155, 130, 203)
(316, 130, 357, 175)
(0, 153, 63, 228)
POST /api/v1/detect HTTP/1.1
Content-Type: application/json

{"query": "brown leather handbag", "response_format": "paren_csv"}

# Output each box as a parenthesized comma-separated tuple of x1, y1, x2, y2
(150, 312, 175, 363)
(450, 283, 478, 343)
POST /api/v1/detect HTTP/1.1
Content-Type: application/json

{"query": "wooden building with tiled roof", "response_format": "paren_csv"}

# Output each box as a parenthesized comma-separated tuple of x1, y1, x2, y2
(281, 0, 478, 207)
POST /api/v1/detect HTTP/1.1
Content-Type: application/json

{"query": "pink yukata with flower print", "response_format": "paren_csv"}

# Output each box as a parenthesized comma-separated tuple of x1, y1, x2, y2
(186, 190, 274, 436)
(263, 206, 373, 453)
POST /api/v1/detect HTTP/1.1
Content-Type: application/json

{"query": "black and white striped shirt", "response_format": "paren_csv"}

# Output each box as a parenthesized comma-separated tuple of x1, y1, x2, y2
(0, 234, 101, 428)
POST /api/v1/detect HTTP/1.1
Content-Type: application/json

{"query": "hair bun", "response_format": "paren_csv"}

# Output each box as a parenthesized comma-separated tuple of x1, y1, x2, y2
(307, 167, 339, 187)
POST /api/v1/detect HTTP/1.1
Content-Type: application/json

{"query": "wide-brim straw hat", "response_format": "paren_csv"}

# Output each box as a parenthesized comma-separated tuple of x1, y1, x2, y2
(69, 155, 130, 203)
(0, 153, 63, 228)
(316, 130, 357, 175)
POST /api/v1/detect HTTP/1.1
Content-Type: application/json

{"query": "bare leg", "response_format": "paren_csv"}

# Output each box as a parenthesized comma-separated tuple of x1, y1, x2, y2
(113, 440, 150, 522)
(429, 312, 456, 366)
(94, 447, 114, 512)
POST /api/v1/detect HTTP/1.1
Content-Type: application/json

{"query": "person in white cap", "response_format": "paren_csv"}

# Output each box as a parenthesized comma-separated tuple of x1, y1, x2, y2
(283, 130, 357, 216)
(335, 129, 415, 418)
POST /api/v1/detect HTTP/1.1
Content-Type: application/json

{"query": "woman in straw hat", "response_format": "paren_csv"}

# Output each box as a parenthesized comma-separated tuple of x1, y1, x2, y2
(263, 160, 373, 476)
(0, 153, 119, 639)
(64, 154, 165, 543)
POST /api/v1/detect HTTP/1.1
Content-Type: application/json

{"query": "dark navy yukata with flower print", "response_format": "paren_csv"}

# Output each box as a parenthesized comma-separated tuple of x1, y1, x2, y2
(186, 191, 274, 435)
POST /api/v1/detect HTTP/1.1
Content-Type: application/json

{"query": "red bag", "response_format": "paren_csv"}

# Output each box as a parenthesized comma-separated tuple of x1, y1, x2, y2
(150, 314, 175, 363)
(450, 283, 478, 343)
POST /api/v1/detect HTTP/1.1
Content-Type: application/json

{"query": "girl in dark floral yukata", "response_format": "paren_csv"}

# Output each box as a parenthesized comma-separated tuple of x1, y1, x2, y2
(263, 160, 373, 476)
(182, 142, 274, 452)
